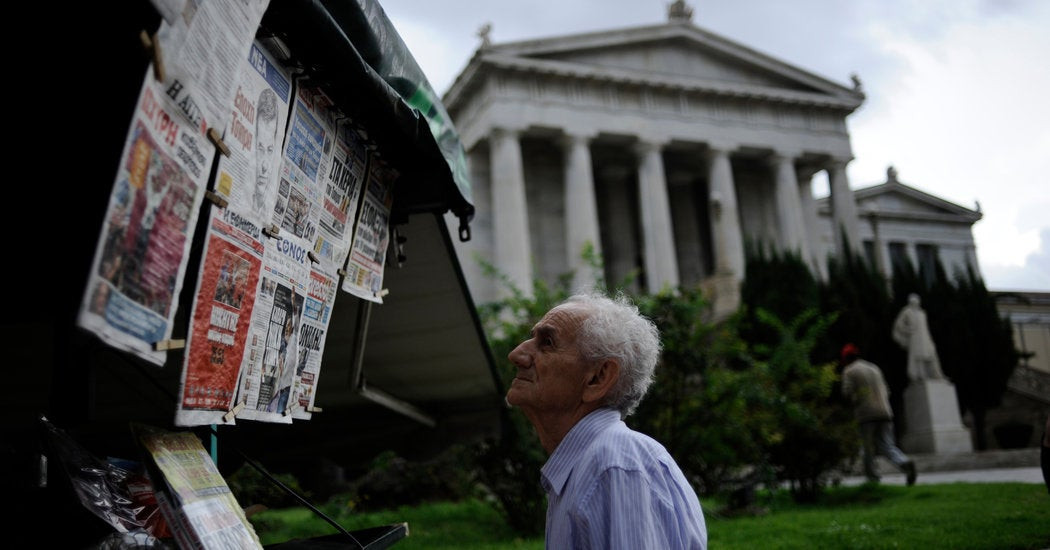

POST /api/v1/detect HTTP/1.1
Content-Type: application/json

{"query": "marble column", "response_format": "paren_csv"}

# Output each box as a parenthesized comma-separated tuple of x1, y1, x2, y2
(706, 147, 744, 280)
(796, 166, 826, 279)
(489, 127, 533, 297)
(826, 157, 862, 258)
(634, 140, 679, 293)
(561, 133, 602, 292)
(868, 213, 891, 281)
(770, 152, 809, 260)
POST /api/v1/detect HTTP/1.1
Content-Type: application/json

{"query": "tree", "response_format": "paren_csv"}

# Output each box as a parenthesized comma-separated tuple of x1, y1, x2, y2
(750, 307, 857, 502)
(922, 264, 1020, 449)
(630, 288, 775, 495)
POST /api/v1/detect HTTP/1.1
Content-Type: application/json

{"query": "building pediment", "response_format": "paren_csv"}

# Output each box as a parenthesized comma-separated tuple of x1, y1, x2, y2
(446, 21, 863, 112)
(818, 167, 983, 225)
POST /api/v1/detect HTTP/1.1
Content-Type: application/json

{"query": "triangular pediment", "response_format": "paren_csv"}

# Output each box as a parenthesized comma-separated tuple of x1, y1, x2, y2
(536, 36, 818, 93)
(475, 22, 862, 104)
(818, 171, 982, 224)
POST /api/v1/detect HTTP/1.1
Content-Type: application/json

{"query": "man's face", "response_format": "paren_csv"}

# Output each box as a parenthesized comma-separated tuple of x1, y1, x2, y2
(256, 116, 278, 188)
(506, 303, 592, 416)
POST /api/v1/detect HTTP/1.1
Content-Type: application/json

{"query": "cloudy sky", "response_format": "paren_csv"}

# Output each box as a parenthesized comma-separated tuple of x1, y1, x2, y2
(380, 0, 1049, 292)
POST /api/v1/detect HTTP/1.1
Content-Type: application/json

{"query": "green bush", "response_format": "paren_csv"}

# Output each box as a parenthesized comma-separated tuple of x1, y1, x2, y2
(751, 308, 858, 502)
(630, 288, 775, 496)
(344, 447, 481, 512)
(227, 462, 311, 509)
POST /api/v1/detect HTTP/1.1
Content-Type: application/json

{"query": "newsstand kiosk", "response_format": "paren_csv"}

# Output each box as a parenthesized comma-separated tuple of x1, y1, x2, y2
(8, 1, 502, 547)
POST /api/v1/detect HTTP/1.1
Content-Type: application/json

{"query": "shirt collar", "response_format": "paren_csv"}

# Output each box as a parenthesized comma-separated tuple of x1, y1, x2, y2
(540, 408, 621, 496)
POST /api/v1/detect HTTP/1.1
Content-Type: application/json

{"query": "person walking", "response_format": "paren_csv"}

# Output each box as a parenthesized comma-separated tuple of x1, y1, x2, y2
(839, 343, 917, 486)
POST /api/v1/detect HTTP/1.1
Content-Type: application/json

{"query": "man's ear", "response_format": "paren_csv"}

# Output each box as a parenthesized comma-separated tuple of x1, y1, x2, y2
(582, 359, 619, 403)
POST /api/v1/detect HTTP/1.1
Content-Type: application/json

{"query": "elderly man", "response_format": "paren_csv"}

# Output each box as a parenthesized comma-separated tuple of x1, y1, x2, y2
(507, 291, 707, 549)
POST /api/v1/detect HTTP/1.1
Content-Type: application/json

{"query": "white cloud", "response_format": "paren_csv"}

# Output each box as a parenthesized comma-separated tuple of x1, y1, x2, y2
(848, 1, 1050, 287)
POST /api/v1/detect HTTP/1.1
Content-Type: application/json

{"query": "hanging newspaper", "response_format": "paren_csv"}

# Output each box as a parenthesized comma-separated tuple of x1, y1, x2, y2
(234, 86, 333, 422)
(232, 232, 308, 424)
(174, 42, 292, 427)
(284, 92, 367, 421)
(341, 153, 396, 303)
(154, 0, 270, 140)
(312, 116, 368, 270)
(78, 68, 212, 366)
(286, 262, 340, 421)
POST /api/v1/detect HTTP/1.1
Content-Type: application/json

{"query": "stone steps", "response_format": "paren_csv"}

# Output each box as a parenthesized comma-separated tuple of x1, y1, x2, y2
(844, 447, 1041, 476)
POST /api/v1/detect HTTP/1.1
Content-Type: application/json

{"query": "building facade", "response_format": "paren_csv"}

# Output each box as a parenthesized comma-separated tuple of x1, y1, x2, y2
(815, 165, 984, 285)
(441, 5, 993, 325)
(442, 6, 869, 318)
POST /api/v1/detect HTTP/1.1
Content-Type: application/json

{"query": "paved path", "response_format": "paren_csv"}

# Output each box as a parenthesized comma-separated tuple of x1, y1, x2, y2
(840, 466, 1047, 487)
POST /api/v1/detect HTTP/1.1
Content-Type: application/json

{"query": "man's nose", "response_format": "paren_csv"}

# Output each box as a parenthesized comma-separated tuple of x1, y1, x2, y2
(508, 340, 530, 366)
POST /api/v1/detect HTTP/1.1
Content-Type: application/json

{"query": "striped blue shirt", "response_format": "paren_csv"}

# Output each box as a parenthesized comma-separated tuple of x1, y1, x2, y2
(541, 408, 708, 549)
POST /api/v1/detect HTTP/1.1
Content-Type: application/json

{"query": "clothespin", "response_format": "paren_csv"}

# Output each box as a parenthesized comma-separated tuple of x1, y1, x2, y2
(205, 190, 229, 209)
(223, 403, 245, 423)
(139, 30, 165, 82)
(207, 128, 231, 157)
(153, 339, 185, 351)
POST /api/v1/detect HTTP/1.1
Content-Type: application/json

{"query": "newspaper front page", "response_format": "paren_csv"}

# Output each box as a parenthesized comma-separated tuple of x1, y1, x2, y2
(341, 154, 396, 303)
(154, 0, 270, 139)
(234, 86, 338, 423)
(174, 41, 292, 427)
(78, 69, 212, 366)
(287, 262, 340, 421)
(233, 230, 309, 424)
(137, 426, 262, 549)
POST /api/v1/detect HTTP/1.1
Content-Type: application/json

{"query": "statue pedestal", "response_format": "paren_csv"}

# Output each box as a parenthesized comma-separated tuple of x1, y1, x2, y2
(901, 379, 973, 454)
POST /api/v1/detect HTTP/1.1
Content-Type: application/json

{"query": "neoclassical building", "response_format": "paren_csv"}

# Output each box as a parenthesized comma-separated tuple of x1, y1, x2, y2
(815, 165, 983, 286)
(442, 4, 891, 317)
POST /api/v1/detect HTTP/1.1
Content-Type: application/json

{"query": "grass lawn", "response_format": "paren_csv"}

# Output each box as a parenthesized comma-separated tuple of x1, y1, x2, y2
(250, 482, 1049, 549)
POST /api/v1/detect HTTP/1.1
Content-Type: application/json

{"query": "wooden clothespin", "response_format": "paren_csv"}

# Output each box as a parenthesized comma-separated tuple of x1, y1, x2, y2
(153, 339, 185, 351)
(207, 128, 231, 157)
(262, 224, 281, 238)
(284, 402, 300, 416)
(205, 190, 229, 209)
(223, 403, 245, 423)
(139, 30, 165, 82)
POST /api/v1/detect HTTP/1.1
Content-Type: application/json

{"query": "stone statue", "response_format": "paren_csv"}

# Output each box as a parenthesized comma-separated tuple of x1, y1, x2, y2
(668, 0, 694, 22)
(892, 293, 946, 382)
(477, 22, 492, 49)
(850, 72, 863, 92)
